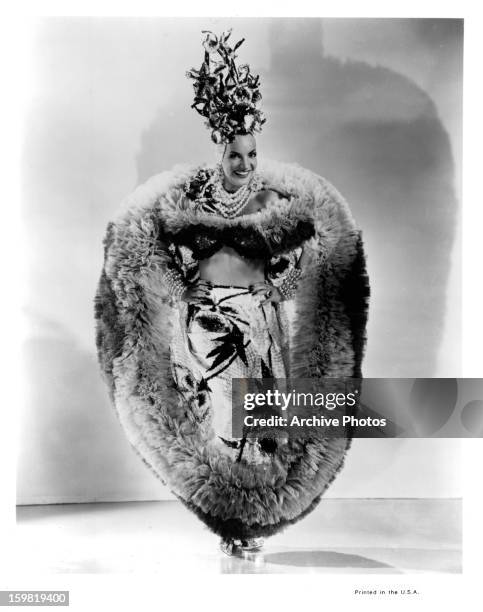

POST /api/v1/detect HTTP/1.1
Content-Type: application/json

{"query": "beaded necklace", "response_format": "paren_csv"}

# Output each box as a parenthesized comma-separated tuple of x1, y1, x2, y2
(210, 165, 264, 218)
(184, 165, 265, 218)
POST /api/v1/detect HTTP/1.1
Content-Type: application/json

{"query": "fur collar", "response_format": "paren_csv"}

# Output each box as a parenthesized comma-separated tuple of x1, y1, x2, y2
(113, 159, 359, 267)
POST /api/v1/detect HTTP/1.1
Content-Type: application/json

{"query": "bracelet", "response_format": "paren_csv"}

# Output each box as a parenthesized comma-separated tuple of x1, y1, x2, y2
(278, 267, 302, 301)
(163, 267, 188, 301)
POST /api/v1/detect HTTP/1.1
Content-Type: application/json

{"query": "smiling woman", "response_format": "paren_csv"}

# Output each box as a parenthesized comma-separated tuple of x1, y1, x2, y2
(95, 29, 370, 556)
(222, 134, 258, 189)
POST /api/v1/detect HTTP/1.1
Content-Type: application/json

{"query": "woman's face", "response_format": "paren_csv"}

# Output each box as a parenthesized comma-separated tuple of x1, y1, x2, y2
(221, 133, 257, 191)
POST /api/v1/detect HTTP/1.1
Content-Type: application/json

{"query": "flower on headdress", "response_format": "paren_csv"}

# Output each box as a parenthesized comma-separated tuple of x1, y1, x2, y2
(234, 86, 251, 105)
(238, 64, 249, 82)
(247, 73, 260, 90)
(243, 113, 256, 132)
(202, 31, 220, 54)
(251, 90, 262, 104)
(255, 110, 267, 128)
(221, 29, 233, 44)
(211, 129, 224, 144)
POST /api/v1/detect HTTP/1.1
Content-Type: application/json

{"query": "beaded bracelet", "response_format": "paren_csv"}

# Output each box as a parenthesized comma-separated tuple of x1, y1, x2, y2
(278, 267, 302, 301)
(163, 267, 188, 301)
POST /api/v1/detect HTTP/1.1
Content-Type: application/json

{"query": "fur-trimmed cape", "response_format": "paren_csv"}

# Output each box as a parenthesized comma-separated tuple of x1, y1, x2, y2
(94, 160, 370, 540)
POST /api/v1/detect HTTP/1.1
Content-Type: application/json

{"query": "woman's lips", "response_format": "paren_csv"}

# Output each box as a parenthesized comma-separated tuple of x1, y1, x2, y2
(234, 170, 251, 178)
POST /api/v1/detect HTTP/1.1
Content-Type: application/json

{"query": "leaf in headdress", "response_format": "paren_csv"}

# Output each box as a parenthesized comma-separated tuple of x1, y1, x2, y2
(234, 38, 245, 51)
(221, 29, 232, 43)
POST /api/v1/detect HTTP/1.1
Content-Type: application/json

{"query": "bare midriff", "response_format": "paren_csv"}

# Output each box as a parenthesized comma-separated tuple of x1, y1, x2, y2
(196, 191, 288, 287)
(198, 246, 265, 287)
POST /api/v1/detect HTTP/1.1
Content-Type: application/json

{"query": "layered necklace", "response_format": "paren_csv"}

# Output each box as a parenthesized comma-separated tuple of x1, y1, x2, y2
(208, 164, 264, 219)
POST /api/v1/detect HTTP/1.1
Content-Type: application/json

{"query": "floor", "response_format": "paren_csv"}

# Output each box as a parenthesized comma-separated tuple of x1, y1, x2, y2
(15, 498, 461, 574)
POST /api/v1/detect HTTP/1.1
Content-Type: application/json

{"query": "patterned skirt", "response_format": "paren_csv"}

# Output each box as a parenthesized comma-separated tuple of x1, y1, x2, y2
(170, 284, 289, 463)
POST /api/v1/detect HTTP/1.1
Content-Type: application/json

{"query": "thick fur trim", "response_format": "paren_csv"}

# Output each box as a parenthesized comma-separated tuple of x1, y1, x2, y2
(94, 160, 370, 540)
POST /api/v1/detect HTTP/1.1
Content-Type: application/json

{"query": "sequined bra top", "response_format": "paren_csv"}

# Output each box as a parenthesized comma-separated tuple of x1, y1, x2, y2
(160, 220, 315, 261)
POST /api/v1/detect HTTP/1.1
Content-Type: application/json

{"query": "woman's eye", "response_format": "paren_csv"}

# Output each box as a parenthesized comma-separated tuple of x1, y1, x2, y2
(249, 151, 257, 158)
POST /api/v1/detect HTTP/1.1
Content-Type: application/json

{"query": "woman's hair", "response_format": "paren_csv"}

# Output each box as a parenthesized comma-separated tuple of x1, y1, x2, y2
(212, 132, 259, 163)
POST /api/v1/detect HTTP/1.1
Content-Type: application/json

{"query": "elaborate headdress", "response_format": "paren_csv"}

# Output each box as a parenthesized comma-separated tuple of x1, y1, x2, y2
(186, 29, 266, 144)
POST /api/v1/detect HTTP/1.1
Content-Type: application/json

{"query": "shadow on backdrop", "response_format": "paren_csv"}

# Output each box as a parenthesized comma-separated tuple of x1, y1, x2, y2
(18, 312, 158, 504)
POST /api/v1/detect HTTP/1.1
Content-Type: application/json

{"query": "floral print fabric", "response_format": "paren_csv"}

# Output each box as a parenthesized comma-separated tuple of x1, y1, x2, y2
(170, 285, 288, 462)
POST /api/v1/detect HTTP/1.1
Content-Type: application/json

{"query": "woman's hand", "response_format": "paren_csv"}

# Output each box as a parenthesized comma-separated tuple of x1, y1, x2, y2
(250, 282, 282, 305)
(181, 280, 213, 304)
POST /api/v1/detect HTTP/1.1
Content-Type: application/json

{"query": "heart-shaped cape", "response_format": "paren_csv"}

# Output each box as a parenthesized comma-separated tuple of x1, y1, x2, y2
(95, 159, 370, 540)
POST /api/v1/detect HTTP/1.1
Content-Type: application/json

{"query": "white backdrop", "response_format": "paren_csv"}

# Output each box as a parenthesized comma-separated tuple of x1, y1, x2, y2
(18, 17, 462, 504)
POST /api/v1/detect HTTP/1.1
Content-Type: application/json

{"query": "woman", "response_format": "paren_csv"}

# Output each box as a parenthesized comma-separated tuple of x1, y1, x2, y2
(168, 130, 312, 462)
(95, 30, 370, 556)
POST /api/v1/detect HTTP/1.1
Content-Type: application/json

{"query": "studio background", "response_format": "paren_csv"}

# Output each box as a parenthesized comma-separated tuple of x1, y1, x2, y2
(19, 17, 462, 504)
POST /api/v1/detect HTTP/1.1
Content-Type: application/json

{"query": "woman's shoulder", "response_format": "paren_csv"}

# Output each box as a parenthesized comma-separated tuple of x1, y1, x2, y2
(263, 186, 291, 199)
(257, 186, 291, 205)
(238, 187, 290, 217)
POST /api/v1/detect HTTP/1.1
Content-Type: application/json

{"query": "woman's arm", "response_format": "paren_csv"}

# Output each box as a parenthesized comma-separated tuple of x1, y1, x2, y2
(158, 228, 212, 305)
(161, 261, 211, 303)
(253, 243, 309, 305)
